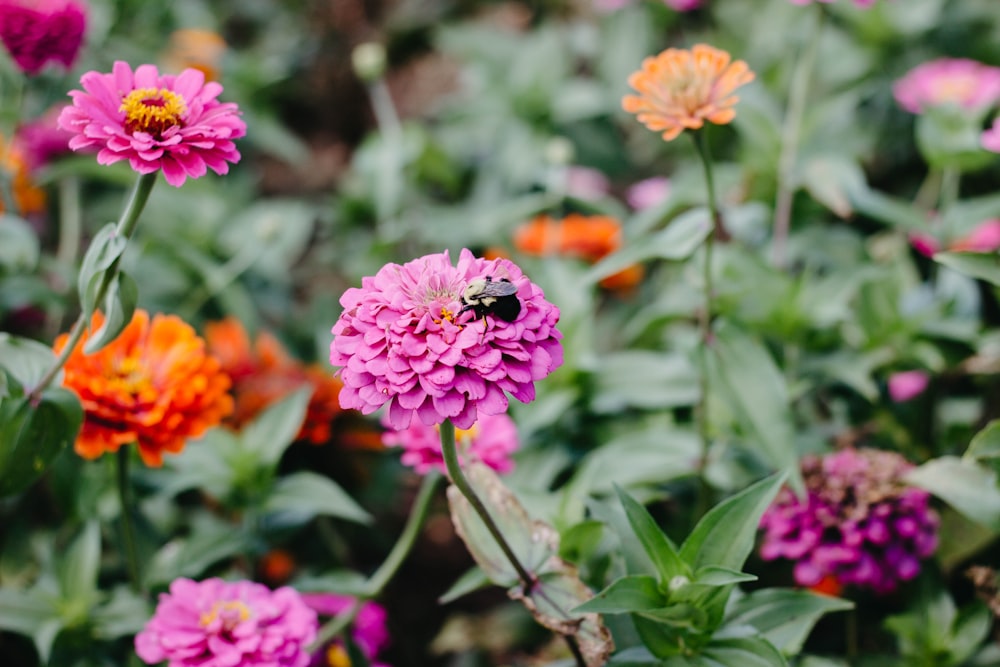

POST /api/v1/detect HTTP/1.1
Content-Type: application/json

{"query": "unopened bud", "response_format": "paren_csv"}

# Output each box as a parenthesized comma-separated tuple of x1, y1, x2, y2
(544, 136, 575, 166)
(352, 42, 387, 83)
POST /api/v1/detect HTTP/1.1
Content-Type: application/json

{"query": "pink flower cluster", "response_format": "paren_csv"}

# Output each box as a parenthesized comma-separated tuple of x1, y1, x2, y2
(893, 58, 1000, 115)
(759, 448, 939, 595)
(330, 249, 563, 430)
(382, 411, 519, 475)
(301, 593, 391, 667)
(0, 0, 86, 75)
(910, 219, 1000, 257)
(135, 578, 318, 667)
(58, 61, 246, 187)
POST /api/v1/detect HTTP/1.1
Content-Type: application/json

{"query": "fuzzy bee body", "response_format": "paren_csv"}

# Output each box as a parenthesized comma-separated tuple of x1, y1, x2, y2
(460, 276, 521, 322)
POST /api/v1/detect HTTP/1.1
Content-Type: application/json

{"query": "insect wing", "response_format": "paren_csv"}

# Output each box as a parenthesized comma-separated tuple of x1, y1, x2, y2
(477, 279, 519, 298)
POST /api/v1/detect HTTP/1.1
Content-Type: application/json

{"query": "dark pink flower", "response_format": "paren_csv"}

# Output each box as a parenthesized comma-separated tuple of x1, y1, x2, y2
(58, 61, 245, 187)
(893, 58, 1000, 115)
(951, 219, 1000, 252)
(888, 370, 930, 403)
(330, 249, 563, 430)
(135, 578, 318, 667)
(301, 593, 391, 667)
(382, 411, 519, 475)
(759, 448, 938, 595)
(15, 104, 77, 172)
(0, 0, 86, 75)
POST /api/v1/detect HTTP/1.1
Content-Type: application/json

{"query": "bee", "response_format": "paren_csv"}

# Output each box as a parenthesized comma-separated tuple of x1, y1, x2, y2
(460, 276, 521, 323)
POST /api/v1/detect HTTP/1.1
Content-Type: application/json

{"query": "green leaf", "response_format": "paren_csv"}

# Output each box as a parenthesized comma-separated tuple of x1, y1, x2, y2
(57, 521, 101, 611)
(724, 589, 853, 655)
(585, 209, 712, 283)
(590, 352, 700, 413)
(82, 271, 138, 354)
(0, 387, 82, 497)
(0, 333, 60, 388)
(905, 456, 1000, 530)
(951, 603, 993, 665)
(0, 214, 40, 272)
(77, 223, 126, 317)
(91, 587, 150, 640)
(706, 326, 802, 492)
(693, 566, 758, 587)
(0, 588, 63, 663)
(242, 387, 312, 467)
(967, 420, 1000, 461)
(615, 486, 688, 583)
(934, 252, 1000, 287)
(680, 472, 786, 572)
(801, 156, 867, 219)
(145, 513, 248, 585)
(263, 471, 371, 524)
(574, 575, 666, 614)
(438, 566, 491, 604)
(701, 635, 788, 667)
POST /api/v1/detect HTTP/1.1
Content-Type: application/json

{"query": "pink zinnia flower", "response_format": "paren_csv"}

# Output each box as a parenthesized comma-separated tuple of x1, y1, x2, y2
(330, 249, 563, 430)
(57, 61, 245, 187)
(984, 118, 1000, 153)
(893, 58, 1000, 115)
(0, 0, 86, 75)
(565, 166, 610, 201)
(382, 411, 519, 475)
(15, 104, 77, 172)
(951, 219, 1000, 253)
(888, 370, 930, 403)
(301, 593, 391, 667)
(626, 176, 671, 210)
(759, 448, 939, 595)
(135, 578, 318, 667)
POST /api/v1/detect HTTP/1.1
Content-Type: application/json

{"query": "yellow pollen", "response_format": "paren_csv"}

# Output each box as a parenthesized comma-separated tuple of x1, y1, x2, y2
(119, 87, 187, 136)
(200, 600, 252, 630)
(455, 424, 479, 442)
(325, 644, 352, 667)
(436, 307, 456, 325)
(108, 356, 152, 396)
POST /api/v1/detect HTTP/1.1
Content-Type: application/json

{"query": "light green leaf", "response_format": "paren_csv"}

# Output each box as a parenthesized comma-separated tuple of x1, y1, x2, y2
(590, 352, 700, 413)
(701, 635, 788, 667)
(82, 271, 138, 354)
(91, 587, 150, 640)
(801, 156, 867, 219)
(77, 223, 126, 317)
(263, 471, 371, 524)
(934, 252, 1000, 287)
(0, 333, 60, 388)
(0, 214, 40, 272)
(615, 486, 688, 583)
(680, 472, 785, 572)
(438, 566, 491, 604)
(242, 387, 312, 467)
(724, 589, 853, 655)
(57, 521, 101, 610)
(905, 456, 1000, 530)
(693, 566, 758, 587)
(0, 386, 82, 497)
(966, 420, 1000, 461)
(574, 575, 666, 614)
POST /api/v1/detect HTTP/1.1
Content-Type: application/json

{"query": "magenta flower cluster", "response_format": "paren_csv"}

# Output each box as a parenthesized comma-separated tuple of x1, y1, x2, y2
(302, 593, 391, 667)
(330, 249, 563, 430)
(382, 411, 520, 475)
(759, 448, 939, 594)
(58, 61, 246, 187)
(0, 0, 86, 75)
(135, 578, 318, 667)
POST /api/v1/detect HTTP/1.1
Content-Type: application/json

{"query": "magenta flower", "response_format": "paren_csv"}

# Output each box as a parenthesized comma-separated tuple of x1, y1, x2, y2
(0, 0, 86, 75)
(383, 411, 519, 475)
(663, 0, 702, 9)
(330, 249, 563, 430)
(15, 104, 77, 172)
(759, 448, 939, 595)
(626, 176, 671, 210)
(888, 370, 930, 403)
(788, 0, 875, 6)
(57, 61, 245, 187)
(135, 578, 318, 667)
(983, 118, 1000, 153)
(301, 593, 391, 667)
(893, 58, 1000, 115)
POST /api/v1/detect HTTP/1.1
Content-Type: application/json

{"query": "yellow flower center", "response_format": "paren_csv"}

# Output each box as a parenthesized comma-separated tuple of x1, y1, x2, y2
(108, 356, 153, 397)
(200, 600, 252, 631)
(436, 307, 456, 325)
(325, 644, 352, 667)
(455, 424, 479, 443)
(119, 87, 187, 136)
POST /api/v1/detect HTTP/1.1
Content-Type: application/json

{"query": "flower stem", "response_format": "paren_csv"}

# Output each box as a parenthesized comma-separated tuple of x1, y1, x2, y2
(310, 471, 441, 651)
(772, 5, 825, 269)
(439, 419, 537, 592)
(44, 176, 83, 339)
(116, 448, 142, 593)
(29, 172, 157, 402)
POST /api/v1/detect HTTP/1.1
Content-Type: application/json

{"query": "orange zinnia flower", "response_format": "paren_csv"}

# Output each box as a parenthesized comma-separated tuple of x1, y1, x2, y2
(514, 213, 645, 290)
(1, 135, 46, 215)
(162, 28, 227, 82)
(204, 317, 345, 445)
(56, 310, 233, 467)
(622, 43, 755, 142)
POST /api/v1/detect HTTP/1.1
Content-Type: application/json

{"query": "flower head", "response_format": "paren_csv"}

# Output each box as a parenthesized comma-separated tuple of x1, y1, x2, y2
(58, 61, 245, 187)
(15, 105, 77, 173)
(0, 134, 46, 215)
(55, 310, 233, 466)
(162, 28, 227, 83)
(514, 213, 645, 290)
(383, 411, 519, 475)
(622, 43, 754, 142)
(759, 448, 939, 594)
(330, 249, 563, 430)
(205, 318, 344, 445)
(135, 578, 318, 667)
(888, 370, 930, 403)
(302, 593, 390, 667)
(0, 0, 86, 75)
(893, 58, 1000, 115)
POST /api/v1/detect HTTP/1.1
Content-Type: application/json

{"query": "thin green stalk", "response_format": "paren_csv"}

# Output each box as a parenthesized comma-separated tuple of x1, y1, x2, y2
(939, 165, 961, 244)
(367, 78, 404, 236)
(772, 6, 825, 269)
(439, 420, 536, 591)
(116, 448, 142, 593)
(44, 176, 83, 339)
(29, 172, 157, 401)
(310, 471, 441, 651)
